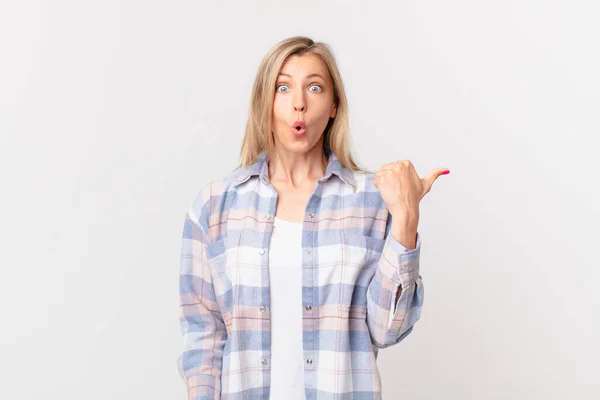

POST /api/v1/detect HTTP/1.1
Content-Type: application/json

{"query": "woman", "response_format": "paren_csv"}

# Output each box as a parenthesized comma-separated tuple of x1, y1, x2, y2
(178, 36, 448, 399)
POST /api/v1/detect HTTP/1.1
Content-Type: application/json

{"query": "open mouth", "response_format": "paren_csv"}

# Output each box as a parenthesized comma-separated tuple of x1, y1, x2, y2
(292, 121, 307, 136)
(292, 128, 306, 136)
(292, 121, 306, 130)
(292, 121, 306, 136)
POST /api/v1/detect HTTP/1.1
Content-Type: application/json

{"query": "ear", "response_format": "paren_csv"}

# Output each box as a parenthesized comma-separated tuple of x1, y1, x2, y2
(331, 104, 337, 118)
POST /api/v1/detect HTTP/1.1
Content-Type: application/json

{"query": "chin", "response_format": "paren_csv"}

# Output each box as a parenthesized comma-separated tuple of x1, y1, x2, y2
(281, 139, 317, 152)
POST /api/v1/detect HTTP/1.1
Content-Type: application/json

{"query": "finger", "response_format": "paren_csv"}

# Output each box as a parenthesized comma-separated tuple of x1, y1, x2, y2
(379, 160, 410, 171)
(375, 168, 394, 178)
(376, 166, 393, 174)
(379, 161, 400, 169)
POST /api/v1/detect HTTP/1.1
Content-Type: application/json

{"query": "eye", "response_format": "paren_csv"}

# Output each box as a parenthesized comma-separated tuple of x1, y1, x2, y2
(309, 85, 322, 93)
(276, 84, 288, 93)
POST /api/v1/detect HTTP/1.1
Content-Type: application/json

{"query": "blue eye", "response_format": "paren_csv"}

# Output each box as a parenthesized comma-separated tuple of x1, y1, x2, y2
(277, 84, 322, 93)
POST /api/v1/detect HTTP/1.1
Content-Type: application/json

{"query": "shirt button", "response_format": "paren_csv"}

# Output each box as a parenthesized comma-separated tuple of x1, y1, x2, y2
(305, 248, 311, 254)
(259, 249, 265, 255)
(308, 213, 314, 218)
(261, 358, 268, 366)
(306, 358, 313, 364)
(260, 306, 266, 313)
(305, 305, 312, 311)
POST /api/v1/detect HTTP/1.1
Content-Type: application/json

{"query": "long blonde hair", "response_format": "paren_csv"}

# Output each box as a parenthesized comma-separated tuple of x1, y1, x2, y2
(237, 36, 369, 173)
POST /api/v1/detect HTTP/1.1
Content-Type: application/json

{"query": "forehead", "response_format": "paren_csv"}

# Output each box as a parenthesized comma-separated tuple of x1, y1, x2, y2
(279, 54, 330, 80)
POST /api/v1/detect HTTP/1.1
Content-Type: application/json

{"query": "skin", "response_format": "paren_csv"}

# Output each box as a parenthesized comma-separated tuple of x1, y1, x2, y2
(268, 53, 450, 304)
(269, 53, 336, 223)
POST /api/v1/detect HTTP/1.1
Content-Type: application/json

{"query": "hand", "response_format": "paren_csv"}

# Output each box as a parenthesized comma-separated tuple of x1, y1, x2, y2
(373, 160, 449, 219)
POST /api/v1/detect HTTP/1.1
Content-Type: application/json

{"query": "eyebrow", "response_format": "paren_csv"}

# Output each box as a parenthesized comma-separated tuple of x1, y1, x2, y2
(277, 73, 326, 81)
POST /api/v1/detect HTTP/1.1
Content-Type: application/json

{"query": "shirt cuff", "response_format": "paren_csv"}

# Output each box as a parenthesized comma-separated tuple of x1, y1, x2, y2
(381, 231, 421, 287)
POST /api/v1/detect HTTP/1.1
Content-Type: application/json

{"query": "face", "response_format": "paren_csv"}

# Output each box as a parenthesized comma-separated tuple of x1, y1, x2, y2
(271, 54, 337, 153)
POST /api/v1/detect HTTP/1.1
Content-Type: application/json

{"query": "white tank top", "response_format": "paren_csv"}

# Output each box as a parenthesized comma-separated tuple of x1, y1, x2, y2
(268, 216, 306, 400)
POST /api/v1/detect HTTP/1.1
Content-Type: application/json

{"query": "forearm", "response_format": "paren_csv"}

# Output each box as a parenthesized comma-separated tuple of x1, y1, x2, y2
(389, 209, 419, 250)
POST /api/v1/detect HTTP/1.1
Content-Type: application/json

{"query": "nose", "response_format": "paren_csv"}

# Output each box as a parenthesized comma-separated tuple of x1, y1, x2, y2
(293, 90, 306, 113)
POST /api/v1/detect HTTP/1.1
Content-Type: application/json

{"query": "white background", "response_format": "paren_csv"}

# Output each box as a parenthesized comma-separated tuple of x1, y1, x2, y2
(1, 1, 598, 399)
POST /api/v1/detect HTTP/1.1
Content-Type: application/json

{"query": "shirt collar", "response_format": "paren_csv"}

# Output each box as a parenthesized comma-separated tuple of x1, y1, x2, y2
(233, 149, 357, 192)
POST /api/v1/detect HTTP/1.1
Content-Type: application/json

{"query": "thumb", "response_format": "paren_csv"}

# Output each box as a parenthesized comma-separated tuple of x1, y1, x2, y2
(422, 168, 449, 195)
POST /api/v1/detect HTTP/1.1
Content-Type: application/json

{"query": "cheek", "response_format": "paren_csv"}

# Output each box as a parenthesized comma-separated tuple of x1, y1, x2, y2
(272, 98, 287, 120)
(316, 97, 335, 117)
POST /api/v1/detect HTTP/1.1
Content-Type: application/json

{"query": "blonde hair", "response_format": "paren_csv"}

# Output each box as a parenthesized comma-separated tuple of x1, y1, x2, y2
(236, 36, 370, 173)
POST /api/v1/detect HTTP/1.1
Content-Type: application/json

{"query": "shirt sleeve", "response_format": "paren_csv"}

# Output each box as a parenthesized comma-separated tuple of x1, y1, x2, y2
(366, 215, 424, 349)
(177, 210, 227, 400)
(385, 233, 420, 326)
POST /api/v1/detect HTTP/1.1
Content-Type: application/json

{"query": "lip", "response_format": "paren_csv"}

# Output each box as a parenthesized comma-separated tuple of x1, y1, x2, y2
(291, 120, 306, 137)
(292, 120, 306, 129)
(291, 126, 306, 137)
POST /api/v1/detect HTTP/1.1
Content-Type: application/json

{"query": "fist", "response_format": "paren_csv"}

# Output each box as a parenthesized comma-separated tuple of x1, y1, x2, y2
(373, 160, 449, 217)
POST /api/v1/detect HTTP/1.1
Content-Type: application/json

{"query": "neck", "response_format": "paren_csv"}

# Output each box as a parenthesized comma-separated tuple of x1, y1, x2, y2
(268, 144, 328, 188)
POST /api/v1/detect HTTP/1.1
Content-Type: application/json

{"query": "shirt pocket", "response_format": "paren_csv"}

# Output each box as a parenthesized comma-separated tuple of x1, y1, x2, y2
(206, 232, 260, 321)
(339, 233, 386, 312)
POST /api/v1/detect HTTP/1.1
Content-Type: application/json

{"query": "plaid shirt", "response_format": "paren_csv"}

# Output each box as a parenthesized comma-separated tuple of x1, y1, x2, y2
(178, 149, 424, 399)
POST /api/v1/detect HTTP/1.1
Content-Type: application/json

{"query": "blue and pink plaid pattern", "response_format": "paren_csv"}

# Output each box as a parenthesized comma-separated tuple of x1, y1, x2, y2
(178, 149, 424, 399)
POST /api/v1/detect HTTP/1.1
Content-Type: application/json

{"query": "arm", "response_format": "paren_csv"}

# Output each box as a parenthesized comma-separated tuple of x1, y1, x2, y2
(177, 210, 227, 400)
(367, 212, 424, 348)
